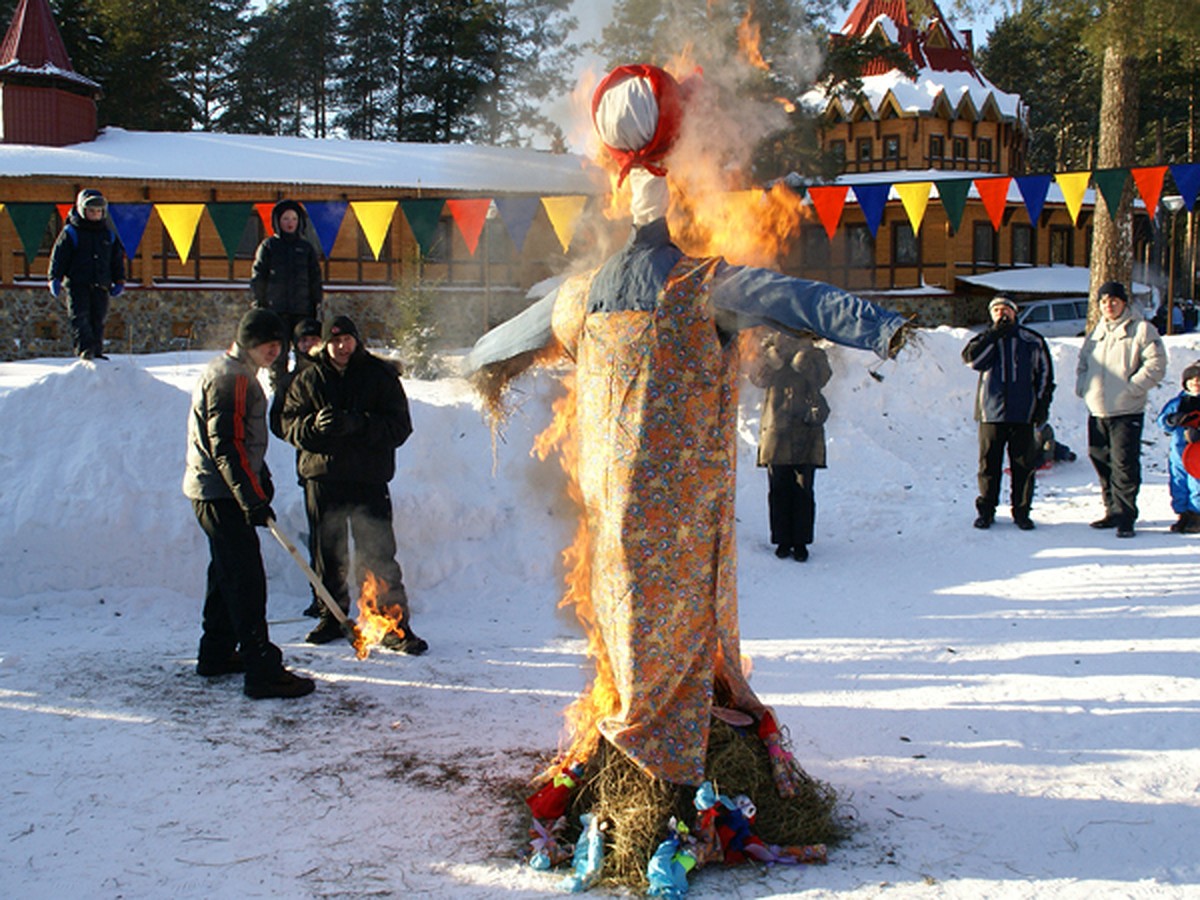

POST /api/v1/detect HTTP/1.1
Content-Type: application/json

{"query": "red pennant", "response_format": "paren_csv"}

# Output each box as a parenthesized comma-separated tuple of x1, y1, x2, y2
(1131, 166, 1168, 218)
(56, 202, 73, 223)
(807, 186, 849, 241)
(445, 199, 491, 255)
(254, 202, 275, 236)
(973, 177, 1011, 231)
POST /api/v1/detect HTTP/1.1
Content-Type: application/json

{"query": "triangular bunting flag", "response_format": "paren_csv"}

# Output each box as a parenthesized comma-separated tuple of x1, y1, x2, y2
(542, 195, 588, 252)
(350, 200, 398, 261)
(1169, 163, 1200, 211)
(254, 202, 275, 236)
(399, 199, 446, 257)
(5, 203, 56, 264)
(108, 204, 151, 258)
(851, 183, 890, 238)
(493, 196, 541, 253)
(894, 182, 932, 234)
(206, 202, 254, 261)
(1092, 168, 1128, 221)
(973, 177, 1011, 231)
(446, 199, 492, 256)
(1014, 175, 1052, 226)
(1130, 166, 1167, 219)
(936, 180, 971, 233)
(56, 202, 73, 224)
(305, 201, 348, 258)
(156, 204, 206, 264)
(1055, 171, 1090, 225)
(806, 185, 849, 240)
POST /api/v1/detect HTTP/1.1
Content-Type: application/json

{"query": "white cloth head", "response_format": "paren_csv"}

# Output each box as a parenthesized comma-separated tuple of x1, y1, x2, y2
(628, 168, 670, 225)
(594, 75, 659, 152)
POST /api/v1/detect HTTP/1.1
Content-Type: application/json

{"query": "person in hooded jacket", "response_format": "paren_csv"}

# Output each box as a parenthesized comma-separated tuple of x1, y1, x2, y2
(1075, 281, 1167, 537)
(183, 308, 315, 700)
(1155, 361, 1200, 533)
(751, 331, 831, 561)
(280, 315, 428, 654)
(250, 199, 323, 387)
(47, 188, 126, 360)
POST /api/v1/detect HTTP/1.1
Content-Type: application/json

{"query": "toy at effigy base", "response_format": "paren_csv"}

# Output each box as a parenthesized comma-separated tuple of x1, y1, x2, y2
(470, 63, 908, 890)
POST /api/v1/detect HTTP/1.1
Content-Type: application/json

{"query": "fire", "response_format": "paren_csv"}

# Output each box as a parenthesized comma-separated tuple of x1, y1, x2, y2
(352, 570, 406, 660)
(737, 8, 769, 72)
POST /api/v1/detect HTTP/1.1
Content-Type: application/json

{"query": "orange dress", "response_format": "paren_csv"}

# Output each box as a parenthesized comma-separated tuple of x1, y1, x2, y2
(551, 256, 763, 785)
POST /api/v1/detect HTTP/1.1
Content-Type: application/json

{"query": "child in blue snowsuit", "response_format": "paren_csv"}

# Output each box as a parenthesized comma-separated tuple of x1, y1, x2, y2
(1156, 361, 1200, 533)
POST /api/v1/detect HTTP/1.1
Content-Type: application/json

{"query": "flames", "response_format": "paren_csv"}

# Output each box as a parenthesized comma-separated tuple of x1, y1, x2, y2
(352, 570, 406, 660)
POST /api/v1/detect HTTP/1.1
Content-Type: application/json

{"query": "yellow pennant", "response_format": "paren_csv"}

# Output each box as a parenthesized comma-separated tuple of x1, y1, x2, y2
(351, 200, 399, 260)
(894, 182, 932, 234)
(541, 195, 588, 252)
(1054, 172, 1091, 225)
(155, 204, 206, 264)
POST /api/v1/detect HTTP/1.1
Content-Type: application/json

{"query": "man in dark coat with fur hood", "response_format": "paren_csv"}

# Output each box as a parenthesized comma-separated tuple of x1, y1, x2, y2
(250, 199, 323, 387)
(280, 315, 428, 654)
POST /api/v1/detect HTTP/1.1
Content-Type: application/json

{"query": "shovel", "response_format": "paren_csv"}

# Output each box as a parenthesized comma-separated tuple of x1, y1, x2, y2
(266, 518, 360, 649)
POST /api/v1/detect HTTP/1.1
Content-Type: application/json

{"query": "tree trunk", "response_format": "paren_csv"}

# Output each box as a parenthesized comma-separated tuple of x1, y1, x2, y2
(1089, 40, 1139, 330)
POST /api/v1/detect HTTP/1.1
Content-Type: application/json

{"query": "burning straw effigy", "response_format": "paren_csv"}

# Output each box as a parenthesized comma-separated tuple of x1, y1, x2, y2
(467, 62, 907, 892)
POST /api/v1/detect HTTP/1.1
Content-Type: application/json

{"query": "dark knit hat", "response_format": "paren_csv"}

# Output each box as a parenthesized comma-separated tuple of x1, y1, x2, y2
(293, 317, 322, 345)
(1097, 280, 1128, 303)
(322, 315, 360, 343)
(237, 309, 287, 349)
(1182, 362, 1200, 387)
(989, 294, 1018, 314)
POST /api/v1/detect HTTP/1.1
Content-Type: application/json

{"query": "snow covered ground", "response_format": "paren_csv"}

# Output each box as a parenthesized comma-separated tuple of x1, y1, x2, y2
(2, 327, 1199, 899)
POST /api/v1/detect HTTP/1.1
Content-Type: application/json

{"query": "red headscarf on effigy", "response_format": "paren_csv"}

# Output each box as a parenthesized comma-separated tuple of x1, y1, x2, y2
(591, 64, 684, 185)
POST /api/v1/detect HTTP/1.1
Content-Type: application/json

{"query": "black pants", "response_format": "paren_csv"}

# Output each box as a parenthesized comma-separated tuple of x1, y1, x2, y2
(267, 312, 308, 389)
(1087, 414, 1145, 526)
(767, 464, 817, 548)
(305, 480, 411, 624)
(66, 286, 109, 356)
(976, 422, 1038, 517)
(192, 498, 283, 681)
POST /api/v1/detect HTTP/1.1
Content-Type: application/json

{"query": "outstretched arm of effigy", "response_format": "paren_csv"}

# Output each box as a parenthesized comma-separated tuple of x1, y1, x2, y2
(710, 264, 908, 360)
(464, 288, 558, 375)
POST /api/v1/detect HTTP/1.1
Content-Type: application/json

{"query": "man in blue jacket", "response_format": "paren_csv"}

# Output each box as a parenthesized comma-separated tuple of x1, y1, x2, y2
(963, 295, 1055, 530)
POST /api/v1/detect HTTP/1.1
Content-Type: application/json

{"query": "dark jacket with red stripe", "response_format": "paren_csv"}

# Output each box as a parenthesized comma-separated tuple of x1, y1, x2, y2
(183, 346, 274, 513)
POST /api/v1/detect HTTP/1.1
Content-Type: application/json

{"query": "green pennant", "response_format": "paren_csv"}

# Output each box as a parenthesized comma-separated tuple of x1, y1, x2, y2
(6, 203, 56, 264)
(937, 179, 971, 234)
(400, 199, 446, 257)
(1093, 168, 1129, 220)
(206, 202, 254, 261)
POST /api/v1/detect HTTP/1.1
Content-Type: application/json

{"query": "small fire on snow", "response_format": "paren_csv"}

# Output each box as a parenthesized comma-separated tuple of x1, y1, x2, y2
(352, 570, 406, 660)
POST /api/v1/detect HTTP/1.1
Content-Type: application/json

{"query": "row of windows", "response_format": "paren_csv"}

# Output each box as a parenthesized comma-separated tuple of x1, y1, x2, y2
(799, 222, 1081, 268)
(831, 136, 993, 164)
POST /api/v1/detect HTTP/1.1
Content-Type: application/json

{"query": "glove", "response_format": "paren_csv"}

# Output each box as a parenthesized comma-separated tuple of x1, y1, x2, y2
(1186, 428, 1200, 444)
(1164, 413, 1180, 428)
(110, 283, 125, 297)
(313, 407, 339, 434)
(246, 504, 275, 528)
(49, 279, 63, 299)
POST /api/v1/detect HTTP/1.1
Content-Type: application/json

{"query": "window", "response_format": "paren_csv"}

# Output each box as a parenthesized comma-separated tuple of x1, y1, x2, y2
(846, 224, 874, 267)
(1012, 224, 1034, 265)
(973, 223, 996, 264)
(857, 138, 873, 161)
(802, 225, 830, 267)
(977, 138, 992, 164)
(1023, 304, 1051, 324)
(884, 136, 900, 161)
(830, 140, 846, 166)
(892, 223, 918, 266)
(929, 135, 945, 161)
(953, 137, 968, 162)
(1050, 226, 1073, 265)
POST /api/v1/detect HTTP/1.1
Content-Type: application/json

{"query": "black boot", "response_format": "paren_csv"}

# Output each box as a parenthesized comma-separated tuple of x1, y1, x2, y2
(774, 544, 791, 558)
(973, 498, 994, 530)
(244, 667, 315, 699)
(197, 650, 246, 677)
(306, 615, 349, 645)
(381, 629, 429, 655)
(1170, 513, 1188, 533)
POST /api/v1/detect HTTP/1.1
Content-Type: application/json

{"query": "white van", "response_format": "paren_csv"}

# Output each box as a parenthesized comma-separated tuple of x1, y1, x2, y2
(1017, 297, 1090, 337)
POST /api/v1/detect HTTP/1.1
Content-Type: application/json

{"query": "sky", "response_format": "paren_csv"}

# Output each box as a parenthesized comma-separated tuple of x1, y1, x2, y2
(2, 325, 1200, 897)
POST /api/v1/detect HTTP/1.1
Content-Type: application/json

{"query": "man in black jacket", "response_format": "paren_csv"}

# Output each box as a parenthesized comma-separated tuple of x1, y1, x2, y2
(250, 199, 323, 388)
(183, 308, 315, 699)
(47, 188, 126, 360)
(281, 315, 428, 654)
(963, 295, 1055, 530)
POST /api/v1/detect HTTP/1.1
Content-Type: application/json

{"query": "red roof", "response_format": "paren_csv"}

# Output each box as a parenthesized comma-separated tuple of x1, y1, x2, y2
(0, 0, 74, 70)
(841, 0, 980, 80)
